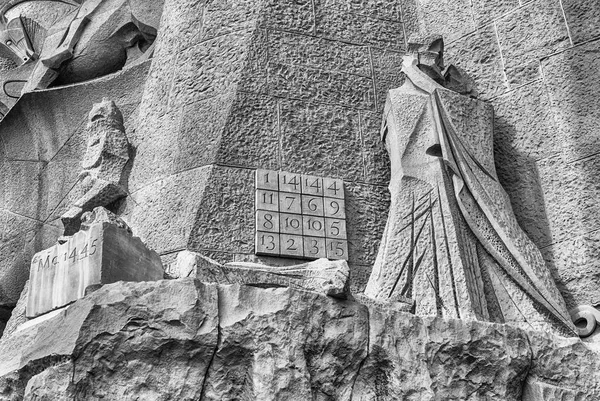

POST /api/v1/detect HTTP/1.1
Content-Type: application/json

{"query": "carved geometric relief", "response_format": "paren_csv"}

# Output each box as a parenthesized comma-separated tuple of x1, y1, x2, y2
(255, 169, 348, 260)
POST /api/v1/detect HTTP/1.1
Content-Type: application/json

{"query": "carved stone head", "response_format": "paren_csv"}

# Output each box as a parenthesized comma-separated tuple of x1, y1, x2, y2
(407, 34, 445, 84)
(82, 98, 125, 170)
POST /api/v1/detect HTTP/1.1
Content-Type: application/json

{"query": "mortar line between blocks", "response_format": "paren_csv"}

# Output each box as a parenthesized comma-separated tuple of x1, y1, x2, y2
(557, 0, 574, 46)
(493, 21, 510, 90)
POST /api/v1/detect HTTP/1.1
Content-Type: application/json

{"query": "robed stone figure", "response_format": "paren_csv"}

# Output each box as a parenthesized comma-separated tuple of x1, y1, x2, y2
(364, 37, 575, 335)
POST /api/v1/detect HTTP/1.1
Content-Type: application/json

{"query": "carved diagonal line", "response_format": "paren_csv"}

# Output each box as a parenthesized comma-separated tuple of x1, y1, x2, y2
(388, 208, 432, 298)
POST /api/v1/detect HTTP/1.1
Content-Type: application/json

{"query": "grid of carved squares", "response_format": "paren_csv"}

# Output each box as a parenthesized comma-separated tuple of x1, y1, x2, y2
(255, 169, 348, 260)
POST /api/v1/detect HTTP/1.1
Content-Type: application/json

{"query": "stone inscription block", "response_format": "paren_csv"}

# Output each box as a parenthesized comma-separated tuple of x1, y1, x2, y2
(303, 236, 327, 259)
(26, 223, 163, 318)
(324, 197, 346, 219)
(256, 169, 279, 191)
(255, 169, 348, 260)
(256, 231, 280, 255)
(280, 193, 302, 214)
(323, 177, 344, 199)
(256, 190, 279, 211)
(326, 239, 349, 260)
(256, 210, 279, 233)
(280, 213, 303, 235)
(302, 195, 324, 216)
(280, 234, 304, 257)
(279, 171, 302, 193)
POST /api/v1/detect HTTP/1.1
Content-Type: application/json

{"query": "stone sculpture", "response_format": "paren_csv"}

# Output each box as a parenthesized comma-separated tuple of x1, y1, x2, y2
(61, 97, 129, 235)
(364, 36, 575, 335)
(0, 0, 159, 115)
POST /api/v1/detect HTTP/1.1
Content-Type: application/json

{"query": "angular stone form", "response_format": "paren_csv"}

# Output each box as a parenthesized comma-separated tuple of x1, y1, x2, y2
(26, 214, 163, 318)
(175, 250, 350, 299)
(1, 280, 600, 400)
(61, 99, 130, 235)
(365, 37, 574, 335)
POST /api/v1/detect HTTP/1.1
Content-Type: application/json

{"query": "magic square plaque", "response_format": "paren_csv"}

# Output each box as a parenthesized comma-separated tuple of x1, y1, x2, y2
(255, 169, 348, 260)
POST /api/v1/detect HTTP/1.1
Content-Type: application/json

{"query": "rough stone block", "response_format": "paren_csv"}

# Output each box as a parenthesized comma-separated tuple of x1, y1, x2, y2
(538, 153, 600, 245)
(471, 0, 519, 26)
(354, 307, 532, 400)
(202, 0, 264, 42)
(315, 6, 405, 50)
(360, 110, 391, 186)
(170, 31, 253, 108)
(187, 166, 256, 255)
(268, 30, 371, 77)
(445, 25, 507, 100)
(493, 81, 560, 248)
(371, 47, 405, 113)
(177, 251, 350, 298)
(561, 0, 600, 44)
(260, 0, 315, 33)
(540, 227, 600, 308)
(216, 92, 279, 169)
(124, 165, 213, 255)
(26, 222, 163, 318)
(314, 0, 402, 20)
(411, 0, 476, 43)
(542, 42, 600, 163)
(495, 0, 571, 86)
(279, 99, 365, 183)
(204, 285, 368, 400)
(345, 182, 390, 266)
(268, 63, 375, 110)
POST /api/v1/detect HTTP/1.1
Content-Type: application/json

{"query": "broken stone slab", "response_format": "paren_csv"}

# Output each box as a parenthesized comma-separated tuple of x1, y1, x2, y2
(26, 216, 163, 318)
(174, 250, 350, 299)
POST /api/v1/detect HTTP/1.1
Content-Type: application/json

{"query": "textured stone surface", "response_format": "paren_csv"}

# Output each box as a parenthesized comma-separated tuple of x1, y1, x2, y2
(561, 0, 600, 44)
(176, 251, 350, 298)
(445, 25, 507, 100)
(495, 0, 571, 86)
(542, 41, 600, 163)
(1, 280, 599, 400)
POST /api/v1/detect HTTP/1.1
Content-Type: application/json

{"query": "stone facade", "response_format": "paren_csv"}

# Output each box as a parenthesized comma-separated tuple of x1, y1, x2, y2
(0, 0, 599, 399)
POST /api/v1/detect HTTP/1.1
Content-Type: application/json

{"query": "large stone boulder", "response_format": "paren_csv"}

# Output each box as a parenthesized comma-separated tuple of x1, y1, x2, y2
(0, 279, 599, 400)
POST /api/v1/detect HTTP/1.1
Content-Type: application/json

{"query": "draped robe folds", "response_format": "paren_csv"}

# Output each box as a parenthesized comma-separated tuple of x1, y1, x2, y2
(365, 57, 575, 334)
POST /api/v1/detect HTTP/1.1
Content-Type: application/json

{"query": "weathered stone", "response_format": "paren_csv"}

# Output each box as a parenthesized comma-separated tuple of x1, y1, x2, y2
(371, 47, 405, 113)
(315, 5, 405, 50)
(445, 25, 507, 100)
(471, 0, 519, 26)
(261, 0, 315, 34)
(495, 0, 571, 86)
(561, 0, 600, 44)
(0, 279, 220, 400)
(268, 30, 371, 77)
(410, 0, 476, 43)
(493, 81, 560, 249)
(542, 41, 600, 163)
(61, 99, 130, 235)
(268, 63, 376, 110)
(1, 280, 598, 400)
(175, 251, 350, 298)
(279, 99, 364, 182)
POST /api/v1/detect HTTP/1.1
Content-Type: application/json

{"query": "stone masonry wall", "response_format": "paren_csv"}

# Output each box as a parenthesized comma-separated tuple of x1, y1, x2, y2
(122, 0, 413, 292)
